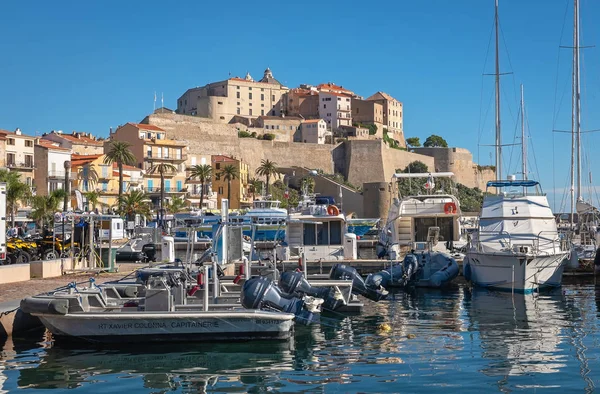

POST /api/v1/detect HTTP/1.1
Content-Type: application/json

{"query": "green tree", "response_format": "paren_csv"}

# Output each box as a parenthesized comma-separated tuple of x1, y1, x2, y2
(367, 124, 378, 135)
(255, 159, 280, 196)
(147, 162, 178, 227)
(84, 190, 101, 212)
(188, 164, 212, 210)
(406, 137, 421, 147)
(119, 190, 152, 222)
(29, 189, 66, 229)
(219, 164, 239, 204)
(103, 141, 136, 211)
(166, 196, 187, 214)
(248, 178, 263, 200)
(423, 134, 448, 148)
(403, 161, 429, 174)
(0, 169, 31, 227)
(301, 176, 315, 194)
(77, 164, 99, 192)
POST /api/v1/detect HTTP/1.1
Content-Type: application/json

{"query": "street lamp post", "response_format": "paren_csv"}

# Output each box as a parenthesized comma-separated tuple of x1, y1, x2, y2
(62, 161, 71, 249)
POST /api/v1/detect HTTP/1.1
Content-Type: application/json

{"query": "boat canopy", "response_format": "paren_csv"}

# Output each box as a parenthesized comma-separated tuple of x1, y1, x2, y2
(393, 172, 454, 179)
(487, 180, 539, 188)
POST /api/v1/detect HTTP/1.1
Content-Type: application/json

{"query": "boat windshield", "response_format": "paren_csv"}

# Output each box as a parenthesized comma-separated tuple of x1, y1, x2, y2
(486, 180, 544, 196)
(252, 200, 280, 209)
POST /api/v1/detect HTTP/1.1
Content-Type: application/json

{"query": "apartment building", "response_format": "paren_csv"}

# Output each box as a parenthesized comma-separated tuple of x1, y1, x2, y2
(42, 130, 104, 155)
(366, 91, 405, 147)
(211, 155, 250, 209)
(299, 119, 328, 144)
(284, 87, 319, 118)
(318, 91, 352, 131)
(3, 128, 35, 187)
(34, 139, 72, 197)
(110, 123, 188, 209)
(177, 68, 288, 124)
(254, 116, 303, 142)
(351, 98, 385, 137)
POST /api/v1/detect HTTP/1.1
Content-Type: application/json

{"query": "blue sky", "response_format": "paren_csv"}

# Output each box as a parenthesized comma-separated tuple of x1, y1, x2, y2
(1, 0, 599, 210)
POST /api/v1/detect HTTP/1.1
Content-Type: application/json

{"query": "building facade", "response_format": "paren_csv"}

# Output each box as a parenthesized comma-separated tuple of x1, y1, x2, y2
(351, 98, 384, 138)
(366, 91, 405, 147)
(211, 155, 250, 209)
(283, 87, 319, 118)
(34, 139, 72, 197)
(3, 129, 35, 187)
(109, 123, 188, 209)
(177, 68, 288, 124)
(299, 119, 328, 144)
(318, 91, 352, 131)
(42, 131, 104, 155)
(254, 116, 303, 142)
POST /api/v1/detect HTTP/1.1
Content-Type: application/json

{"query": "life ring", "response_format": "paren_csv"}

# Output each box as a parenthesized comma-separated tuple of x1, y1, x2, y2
(327, 205, 340, 216)
(444, 202, 457, 215)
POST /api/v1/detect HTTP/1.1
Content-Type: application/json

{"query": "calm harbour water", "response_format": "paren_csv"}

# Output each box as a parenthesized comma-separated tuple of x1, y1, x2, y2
(1, 278, 599, 393)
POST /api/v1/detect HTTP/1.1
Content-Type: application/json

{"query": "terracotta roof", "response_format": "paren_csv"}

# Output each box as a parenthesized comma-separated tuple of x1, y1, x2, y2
(366, 91, 400, 102)
(319, 91, 352, 98)
(112, 163, 141, 171)
(302, 119, 323, 123)
(317, 83, 352, 92)
(71, 153, 103, 161)
(113, 171, 131, 178)
(36, 140, 70, 152)
(127, 122, 165, 132)
(1, 129, 35, 138)
(49, 133, 103, 146)
(212, 155, 237, 163)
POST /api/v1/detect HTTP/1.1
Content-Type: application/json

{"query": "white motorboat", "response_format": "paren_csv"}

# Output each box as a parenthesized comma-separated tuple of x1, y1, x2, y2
(463, 179, 569, 293)
(371, 172, 461, 289)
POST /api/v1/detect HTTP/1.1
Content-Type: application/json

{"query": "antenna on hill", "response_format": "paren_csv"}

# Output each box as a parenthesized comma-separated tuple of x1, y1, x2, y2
(153, 91, 157, 112)
(161, 92, 164, 113)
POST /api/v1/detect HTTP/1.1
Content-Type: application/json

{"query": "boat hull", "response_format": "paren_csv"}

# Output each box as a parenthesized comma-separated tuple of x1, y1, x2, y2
(36, 311, 294, 343)
(464, 252, 568, 294)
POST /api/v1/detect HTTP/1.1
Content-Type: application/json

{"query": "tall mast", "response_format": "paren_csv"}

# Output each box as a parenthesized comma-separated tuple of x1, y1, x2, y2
(495, 0, 502, 183)
(574, 0, 582, 201)
(520, 84, 527, 180)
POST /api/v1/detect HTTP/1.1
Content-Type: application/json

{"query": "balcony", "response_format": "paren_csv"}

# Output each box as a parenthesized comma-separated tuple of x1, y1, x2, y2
(145, 154, 187, 163)
(48, 170, 66, 178)
(144, 186, 186, 193)
(128, 175, 143, 184)
(7, 162, 35, 170)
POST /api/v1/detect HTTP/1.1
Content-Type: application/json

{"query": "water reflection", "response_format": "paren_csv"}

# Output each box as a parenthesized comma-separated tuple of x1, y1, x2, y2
(465, 289, 570, 379)
(14, 338, 294, 391)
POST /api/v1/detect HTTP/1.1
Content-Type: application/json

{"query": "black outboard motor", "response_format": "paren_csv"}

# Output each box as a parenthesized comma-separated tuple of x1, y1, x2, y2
(241, 276, 323, 325)
(142, 243, 157, 262)
(401, 254, 419, 287)
(594, 248, 600, 274)
(279, 271, 344, 311)
(329, 264, 388, 301)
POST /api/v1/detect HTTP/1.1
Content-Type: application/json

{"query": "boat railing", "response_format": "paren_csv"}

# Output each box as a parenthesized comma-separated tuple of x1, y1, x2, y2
(472, 230, 568, 255)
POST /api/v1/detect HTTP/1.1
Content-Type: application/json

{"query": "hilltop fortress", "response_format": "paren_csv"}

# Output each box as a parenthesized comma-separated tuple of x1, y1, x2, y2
(141, 112, 494, 190)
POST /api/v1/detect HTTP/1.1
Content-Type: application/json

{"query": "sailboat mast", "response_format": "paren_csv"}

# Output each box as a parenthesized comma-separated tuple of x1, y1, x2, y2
(574, 0, 582, 201)
(520, 84, 527, 180)
(495, 0, 502, 183)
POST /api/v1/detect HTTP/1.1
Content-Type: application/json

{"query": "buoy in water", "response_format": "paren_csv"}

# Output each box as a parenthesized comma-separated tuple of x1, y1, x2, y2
(378, 323, 392, 332)
(407, 333, 416, 339)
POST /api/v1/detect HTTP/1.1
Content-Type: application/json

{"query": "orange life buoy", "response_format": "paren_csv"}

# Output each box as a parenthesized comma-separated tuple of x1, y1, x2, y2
(327, 205, 340, 216)
(444, 202, 457, 215)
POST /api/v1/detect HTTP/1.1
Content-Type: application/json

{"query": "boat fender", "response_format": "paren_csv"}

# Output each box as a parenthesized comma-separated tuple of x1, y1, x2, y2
(444, 202, 457, 215)
(463, 261, 472, 282)
(298, 257, 303, 270)
(239, 264, 245, 276)
(20, 298, 69, 315)
(197, 272, 205, 289)
(233, 274, 243, 284)
(327, 205, 340, 216)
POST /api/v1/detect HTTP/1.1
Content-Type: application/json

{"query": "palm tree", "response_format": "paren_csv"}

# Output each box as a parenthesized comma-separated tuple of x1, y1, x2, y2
(77, 164, 99, 192)
(188, 164, 212, 210)
(0, 169, 31, 227)
(146, 162, 178, 228)
(248, 178, 263, 200)
(255, 159, 280, 196)
(219, 165, 239, 205)
(166, 196, 187, 214)
(84, 190, 101, 212)
(103, 141, 136, 212)
(29, 189, 66, 229)
(119, 190, 152, 222)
